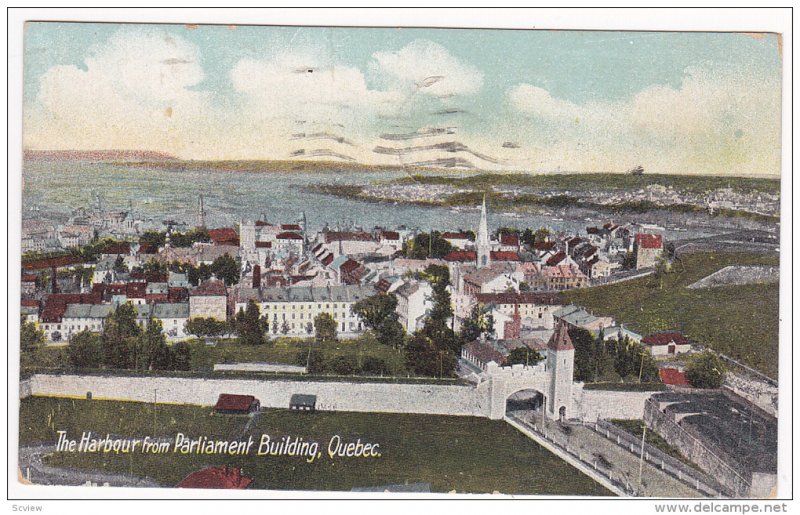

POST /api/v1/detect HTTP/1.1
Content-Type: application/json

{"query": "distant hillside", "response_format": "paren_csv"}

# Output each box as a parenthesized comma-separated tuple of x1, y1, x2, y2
(23, 149, 179, 162)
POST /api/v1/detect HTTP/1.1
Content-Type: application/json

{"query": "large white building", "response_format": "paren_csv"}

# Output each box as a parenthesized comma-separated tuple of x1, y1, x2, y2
(235, 284, 376, 338)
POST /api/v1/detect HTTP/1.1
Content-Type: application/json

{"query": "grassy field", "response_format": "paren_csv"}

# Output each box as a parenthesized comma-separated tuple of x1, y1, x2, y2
(30, 333, 409, 378)
(191, 334, 408, 375)
(564, 252, 780, 379)
(20, 397, 611, 495)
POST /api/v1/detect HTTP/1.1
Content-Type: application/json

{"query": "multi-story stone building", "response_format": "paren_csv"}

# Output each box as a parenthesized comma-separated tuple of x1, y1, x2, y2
(235, 284, 375, 338)
(189, 279, 228, 321)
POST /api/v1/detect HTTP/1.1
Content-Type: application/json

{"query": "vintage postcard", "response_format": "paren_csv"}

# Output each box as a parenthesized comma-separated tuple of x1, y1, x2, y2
(11, 10, 790, 505)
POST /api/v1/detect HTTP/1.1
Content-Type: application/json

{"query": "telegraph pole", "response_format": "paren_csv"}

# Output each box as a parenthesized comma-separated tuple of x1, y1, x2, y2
(638, 424, 647, 491)
(153, 389, 158, 436)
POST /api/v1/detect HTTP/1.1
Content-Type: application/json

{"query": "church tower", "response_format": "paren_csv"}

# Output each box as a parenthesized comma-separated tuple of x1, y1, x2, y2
(196, 194, 206, 230)
(546, 322, 575, 421)
(476, 194, 491, 268)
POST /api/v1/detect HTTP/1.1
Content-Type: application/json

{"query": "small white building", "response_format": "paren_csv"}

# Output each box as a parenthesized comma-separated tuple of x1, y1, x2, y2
(641, 331, 692, 357)
(61, 304, 114, 340)
(395, 280, 434, 334)
(153, 303, 190, 341)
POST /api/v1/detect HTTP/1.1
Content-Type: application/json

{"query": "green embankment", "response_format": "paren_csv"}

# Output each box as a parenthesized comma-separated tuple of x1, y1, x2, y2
(564, 252, 780, 379)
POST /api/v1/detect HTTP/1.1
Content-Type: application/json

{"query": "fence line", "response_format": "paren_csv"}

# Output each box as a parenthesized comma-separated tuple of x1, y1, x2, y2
(589, 419, 727, 498)
(590, 268, 655, 287)
(643, 399, 752, 497)
(506, 412, 637, 496)
(716, 354, 778, 387)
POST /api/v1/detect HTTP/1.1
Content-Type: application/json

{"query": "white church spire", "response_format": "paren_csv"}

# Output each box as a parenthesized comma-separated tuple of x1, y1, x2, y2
(476, 194, 491, 268)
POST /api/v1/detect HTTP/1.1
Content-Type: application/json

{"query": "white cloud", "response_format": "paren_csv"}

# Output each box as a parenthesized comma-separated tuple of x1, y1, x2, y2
(508, 84, 581, 120)
(506, 64, 781, 175)
(26, 29, 209, 153)
(371, 39, 484, 97)
(230, 52, 403, 123)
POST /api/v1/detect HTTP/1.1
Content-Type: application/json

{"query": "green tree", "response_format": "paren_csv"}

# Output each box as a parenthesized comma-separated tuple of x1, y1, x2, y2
(460, 303, 495, 342)
(534, 227, 551, 242)
(101, 303, 141, 369)
(113, 255, 129, 273)
(67, 330, 102, 369)
(331, 355, 356, 375)
(521, 228, 536, 247)
(503, 347, 544, 367)
(419, 264, 460, 355)
(185, 317, 228, 339)
(314, 313, 338, 344)
(172, 341, 192, 371)
(360, 356, 390, 376)
(211, 253, 240, 286)
(376, 318, 406, 349)
(352, 293, 398, 330)
(141, 259, 168, 276)
(170, 228, 210, 248)
(352, 293, 405, 348)
(296, 349, 326, 374)
(20, 320, 46, 368)
(653, 256, 671, 290)
(420, 264, 450, 289)
(568, 327, 597, 382)
(613, 337, 637, 379)
(140, 230, 166, 249)
(404, 333, 456, 377)
(139, 318, 167, 370)
(686, 351, 727, 388)
(612, 338, 659, 382)
(622, 251, 637, 270)
(235, 301, 266, 346)
(21, 319, 45, 354)
(402, 231, 453, 259)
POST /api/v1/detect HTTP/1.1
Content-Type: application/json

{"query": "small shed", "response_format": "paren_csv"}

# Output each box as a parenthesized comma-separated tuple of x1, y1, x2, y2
(214, 394, 260, 414)
(289, 394, 317, 412)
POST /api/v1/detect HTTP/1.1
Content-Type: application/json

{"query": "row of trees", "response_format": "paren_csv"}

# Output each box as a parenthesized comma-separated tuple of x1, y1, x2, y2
(571, 327, 660, 383)
(495, 226, 551, 247)
(401, 231, 455, 260)
(68, 304, 191, 371)
(300, 350, 392, 376)
(139, 228, 210, 249)
(135, 253, 239, 286)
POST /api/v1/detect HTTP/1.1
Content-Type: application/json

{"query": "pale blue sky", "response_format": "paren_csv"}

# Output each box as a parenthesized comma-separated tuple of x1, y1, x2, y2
(22, 22, 783, 175)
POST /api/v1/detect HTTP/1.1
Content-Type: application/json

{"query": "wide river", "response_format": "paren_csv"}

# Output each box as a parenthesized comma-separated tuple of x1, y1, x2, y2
(22, 161, 715, 240)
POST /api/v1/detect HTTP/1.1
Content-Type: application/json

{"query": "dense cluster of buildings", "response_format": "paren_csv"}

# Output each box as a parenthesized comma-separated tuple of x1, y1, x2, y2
(360, 182, 780, 219)
(21, 195, 670, 350)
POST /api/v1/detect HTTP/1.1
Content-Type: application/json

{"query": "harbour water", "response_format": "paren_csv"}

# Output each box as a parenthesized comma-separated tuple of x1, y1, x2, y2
(22, 160, 717, 239)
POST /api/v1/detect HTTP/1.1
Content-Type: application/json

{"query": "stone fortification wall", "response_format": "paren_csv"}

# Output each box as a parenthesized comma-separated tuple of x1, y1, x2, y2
(572, 387, 660, 422)
(643, 397, 754, 497)
(687, 265, 779, 289)
(28, 373, 491, 418)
